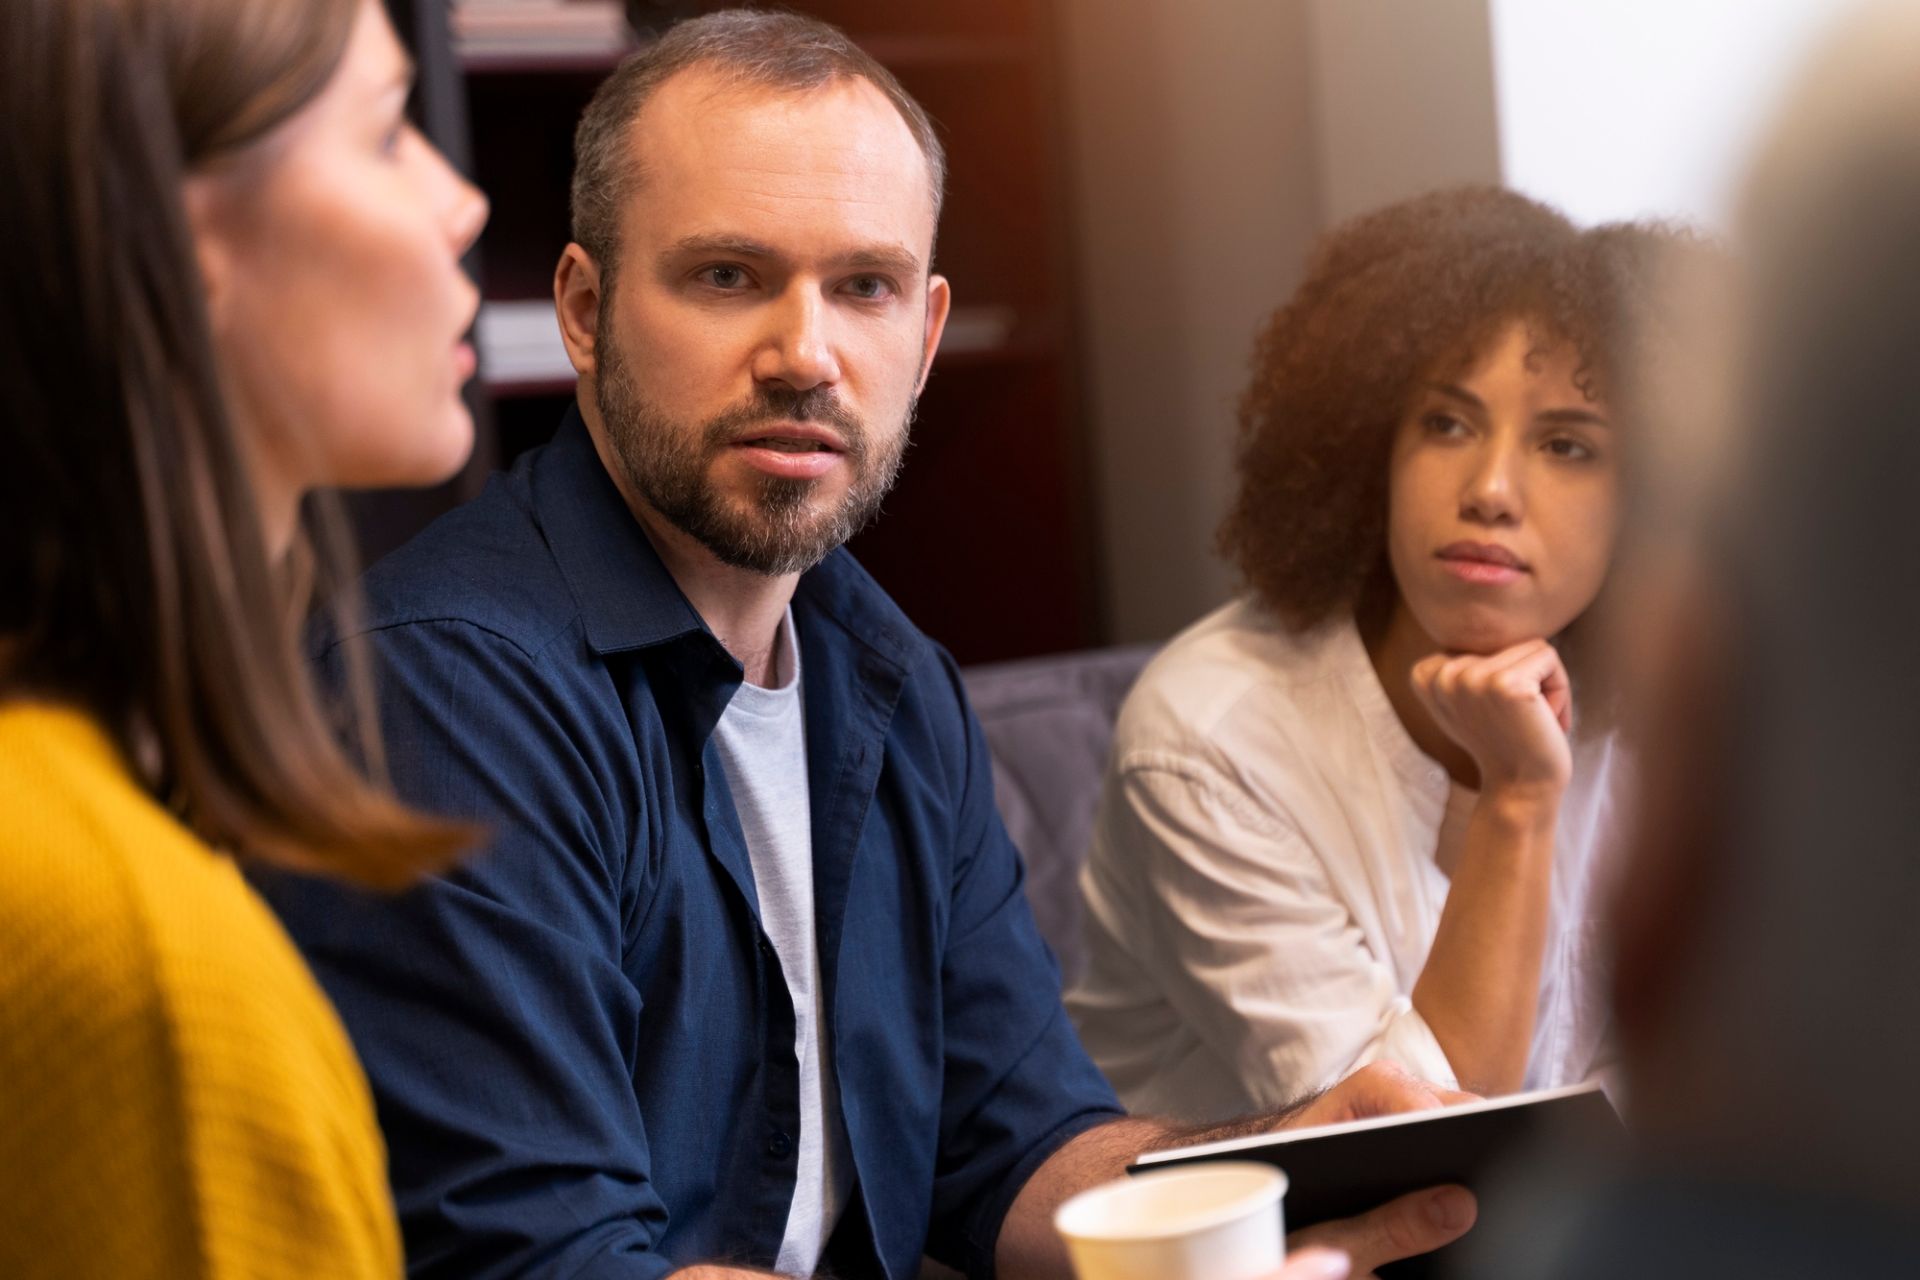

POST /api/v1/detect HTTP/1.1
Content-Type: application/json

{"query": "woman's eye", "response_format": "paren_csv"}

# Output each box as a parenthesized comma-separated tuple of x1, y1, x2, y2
(1545, 436, 1596, 462)
(699, 265, 749, 290)
(379, 121, 406, 157)
(1423, 412, 1468, 438)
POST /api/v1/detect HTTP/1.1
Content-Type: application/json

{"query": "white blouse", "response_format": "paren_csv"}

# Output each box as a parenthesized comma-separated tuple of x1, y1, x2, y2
(1065, 598, 1625, 1119)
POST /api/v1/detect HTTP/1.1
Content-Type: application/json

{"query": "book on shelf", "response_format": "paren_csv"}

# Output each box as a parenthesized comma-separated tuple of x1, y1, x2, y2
(476, 300, 574, 385)
(452, 0, 632, 59)
(476, 299, 1022, 389)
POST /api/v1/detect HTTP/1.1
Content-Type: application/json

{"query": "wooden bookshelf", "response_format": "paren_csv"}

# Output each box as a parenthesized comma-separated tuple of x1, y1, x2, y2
(460, 47, 638, 76)
(377, 0, 1098, 663)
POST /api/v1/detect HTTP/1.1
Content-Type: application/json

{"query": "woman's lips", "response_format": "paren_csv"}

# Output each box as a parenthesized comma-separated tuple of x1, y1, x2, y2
(1435, 541, 1527, 585)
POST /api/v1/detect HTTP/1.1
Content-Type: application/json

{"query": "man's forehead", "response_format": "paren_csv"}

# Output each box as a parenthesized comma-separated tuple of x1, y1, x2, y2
(621, 68, 936, 245)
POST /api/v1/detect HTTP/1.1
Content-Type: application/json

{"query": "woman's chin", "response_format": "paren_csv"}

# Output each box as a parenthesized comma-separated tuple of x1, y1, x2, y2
(354, 409, 476, 490)
(1428, 617, 1545, 657)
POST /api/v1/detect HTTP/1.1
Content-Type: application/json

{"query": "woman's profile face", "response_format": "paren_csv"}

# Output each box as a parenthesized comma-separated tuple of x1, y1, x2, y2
(1383, 320, 1620, 655)
(188, 0, 488, 535)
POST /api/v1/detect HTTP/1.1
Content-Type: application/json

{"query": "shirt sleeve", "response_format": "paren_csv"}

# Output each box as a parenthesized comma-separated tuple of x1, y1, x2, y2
(1104, 757, 1459, 1103)
(254, 620, 678, 1280)
(920, 654, 1126, 1279)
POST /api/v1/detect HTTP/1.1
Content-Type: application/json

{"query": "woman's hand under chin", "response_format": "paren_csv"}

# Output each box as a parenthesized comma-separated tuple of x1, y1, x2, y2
(1409, 638, 1573, 800)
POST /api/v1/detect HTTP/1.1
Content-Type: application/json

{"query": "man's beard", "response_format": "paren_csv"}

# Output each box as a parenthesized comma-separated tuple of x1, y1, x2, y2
(594, 326, 913, 577)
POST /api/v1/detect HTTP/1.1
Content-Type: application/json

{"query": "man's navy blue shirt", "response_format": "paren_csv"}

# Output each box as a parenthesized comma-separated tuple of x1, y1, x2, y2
(257, 408, 1122, 1279)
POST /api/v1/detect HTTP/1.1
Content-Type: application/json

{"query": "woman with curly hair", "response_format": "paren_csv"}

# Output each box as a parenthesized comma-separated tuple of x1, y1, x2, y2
(1066, 186, 1687, 1115)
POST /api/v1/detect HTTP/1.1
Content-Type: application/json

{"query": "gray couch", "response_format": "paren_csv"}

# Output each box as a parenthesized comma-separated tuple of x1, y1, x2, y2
(960, 645, 1156, 988)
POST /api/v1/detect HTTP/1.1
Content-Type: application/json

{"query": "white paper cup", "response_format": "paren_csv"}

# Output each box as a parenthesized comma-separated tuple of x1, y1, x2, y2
(1054, 1161, 1287, 1280)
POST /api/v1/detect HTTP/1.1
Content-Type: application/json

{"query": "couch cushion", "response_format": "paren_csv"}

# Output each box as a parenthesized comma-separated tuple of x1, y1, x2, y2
(961, 646, 1155, 987)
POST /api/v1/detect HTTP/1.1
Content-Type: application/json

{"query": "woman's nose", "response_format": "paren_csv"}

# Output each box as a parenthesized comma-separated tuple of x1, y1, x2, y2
(1460, 441, 1522, 524)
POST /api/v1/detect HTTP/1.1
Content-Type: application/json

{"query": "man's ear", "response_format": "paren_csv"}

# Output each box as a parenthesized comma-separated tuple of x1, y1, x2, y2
(554, 243, 604, 378)
(915, 273, 952, 396)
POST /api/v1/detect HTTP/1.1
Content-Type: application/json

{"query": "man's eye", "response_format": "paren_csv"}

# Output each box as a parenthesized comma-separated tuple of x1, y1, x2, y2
(699, 265, 749, 290)
(1545, 436, 1596, 461)
(844, 275, 894, 301)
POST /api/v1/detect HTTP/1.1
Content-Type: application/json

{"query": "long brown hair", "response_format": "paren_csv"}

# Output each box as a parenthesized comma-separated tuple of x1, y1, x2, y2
(0, 0, 468, 886)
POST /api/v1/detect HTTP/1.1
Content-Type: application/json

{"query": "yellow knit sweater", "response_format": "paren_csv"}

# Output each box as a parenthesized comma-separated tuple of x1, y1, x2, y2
(0, 702, 403, 1277)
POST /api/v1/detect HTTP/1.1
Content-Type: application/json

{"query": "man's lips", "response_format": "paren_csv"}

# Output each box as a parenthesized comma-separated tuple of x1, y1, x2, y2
(727, 421, 850, 480)
(726, 421, 847, 454)
(1435, 541, 1528, 584)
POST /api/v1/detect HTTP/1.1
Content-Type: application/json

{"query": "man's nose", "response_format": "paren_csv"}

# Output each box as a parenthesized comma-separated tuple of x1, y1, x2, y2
(754, 288, 841, 392)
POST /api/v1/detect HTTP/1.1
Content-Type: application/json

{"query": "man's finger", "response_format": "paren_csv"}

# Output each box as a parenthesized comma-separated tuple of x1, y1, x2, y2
(1292, 1061, 1447, 1127)
(1286, 1185, 1476, 1275)
(1264, 1245, 1351, 1279)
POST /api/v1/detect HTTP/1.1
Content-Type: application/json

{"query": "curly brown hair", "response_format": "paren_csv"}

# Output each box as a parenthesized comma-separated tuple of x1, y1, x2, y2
(1219, 186, 1684, 637)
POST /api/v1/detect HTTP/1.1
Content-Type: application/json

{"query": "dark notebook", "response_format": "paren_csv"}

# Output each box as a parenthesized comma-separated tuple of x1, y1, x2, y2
(1131, 1083, 1625, 1280)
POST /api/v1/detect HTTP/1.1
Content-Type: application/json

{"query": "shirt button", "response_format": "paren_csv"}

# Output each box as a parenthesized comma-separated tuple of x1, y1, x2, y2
(767, 1130, 793, 1157)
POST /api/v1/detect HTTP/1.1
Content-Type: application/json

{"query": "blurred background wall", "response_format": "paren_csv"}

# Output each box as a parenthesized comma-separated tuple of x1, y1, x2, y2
(1490, 0, 1856, 228)
(1055, 0, 1318, 645)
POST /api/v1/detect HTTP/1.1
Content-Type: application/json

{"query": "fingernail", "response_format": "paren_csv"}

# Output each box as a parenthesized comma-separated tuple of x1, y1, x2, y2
(1428, 1188, 1471, 1231)
(1289, 1248, 1351, 1280)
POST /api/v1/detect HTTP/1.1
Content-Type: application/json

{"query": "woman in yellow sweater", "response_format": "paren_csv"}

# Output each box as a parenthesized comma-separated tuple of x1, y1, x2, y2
(0, 0, 486, 1274)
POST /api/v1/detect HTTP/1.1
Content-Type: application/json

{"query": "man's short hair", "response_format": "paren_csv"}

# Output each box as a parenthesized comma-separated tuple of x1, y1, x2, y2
(570, 9, 947, 285)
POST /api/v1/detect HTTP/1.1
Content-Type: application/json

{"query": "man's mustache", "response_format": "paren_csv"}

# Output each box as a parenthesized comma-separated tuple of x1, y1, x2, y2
(702, 387, 868, 460)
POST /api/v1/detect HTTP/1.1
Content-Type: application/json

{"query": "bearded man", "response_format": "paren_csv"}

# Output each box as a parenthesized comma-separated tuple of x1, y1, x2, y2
(260, 12, 1476, 1279)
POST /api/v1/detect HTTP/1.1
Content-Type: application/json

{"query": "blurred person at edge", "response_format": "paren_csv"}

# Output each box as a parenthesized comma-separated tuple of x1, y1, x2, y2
(1069, 186, 1696, 1112)
(0, 0, 486, 1274)
(1467, 5, 1920, 1276)
(252, 10, 1475, 1280)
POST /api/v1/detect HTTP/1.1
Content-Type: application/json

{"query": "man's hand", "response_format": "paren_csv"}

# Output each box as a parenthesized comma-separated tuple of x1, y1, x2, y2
(997, 1063, 1481, 1279)
(1282, 1060, 1478, 1129)
(1278, 1183, 1477, 1279)
(1269, 1063, 1479, 1277)
(1263, 1246, 1354, 1280)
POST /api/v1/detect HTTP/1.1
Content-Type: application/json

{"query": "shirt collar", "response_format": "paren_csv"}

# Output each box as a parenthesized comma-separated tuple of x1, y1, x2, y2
(530, 402, 923, 676)
(1327, 613, 1454, 809)
(530, 402, 705, 655)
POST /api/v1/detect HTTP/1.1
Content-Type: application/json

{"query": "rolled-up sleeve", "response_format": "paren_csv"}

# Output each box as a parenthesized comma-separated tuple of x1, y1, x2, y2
(254, 620, 678, 1280)
(1104, 759, 1458, 1103)
(922, 658, 1125, 1278)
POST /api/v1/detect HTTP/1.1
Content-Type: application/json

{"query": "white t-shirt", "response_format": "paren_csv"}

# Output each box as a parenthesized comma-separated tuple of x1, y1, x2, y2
(1065, 598, 1625, 1118)
(710, 610, 851, 1276)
